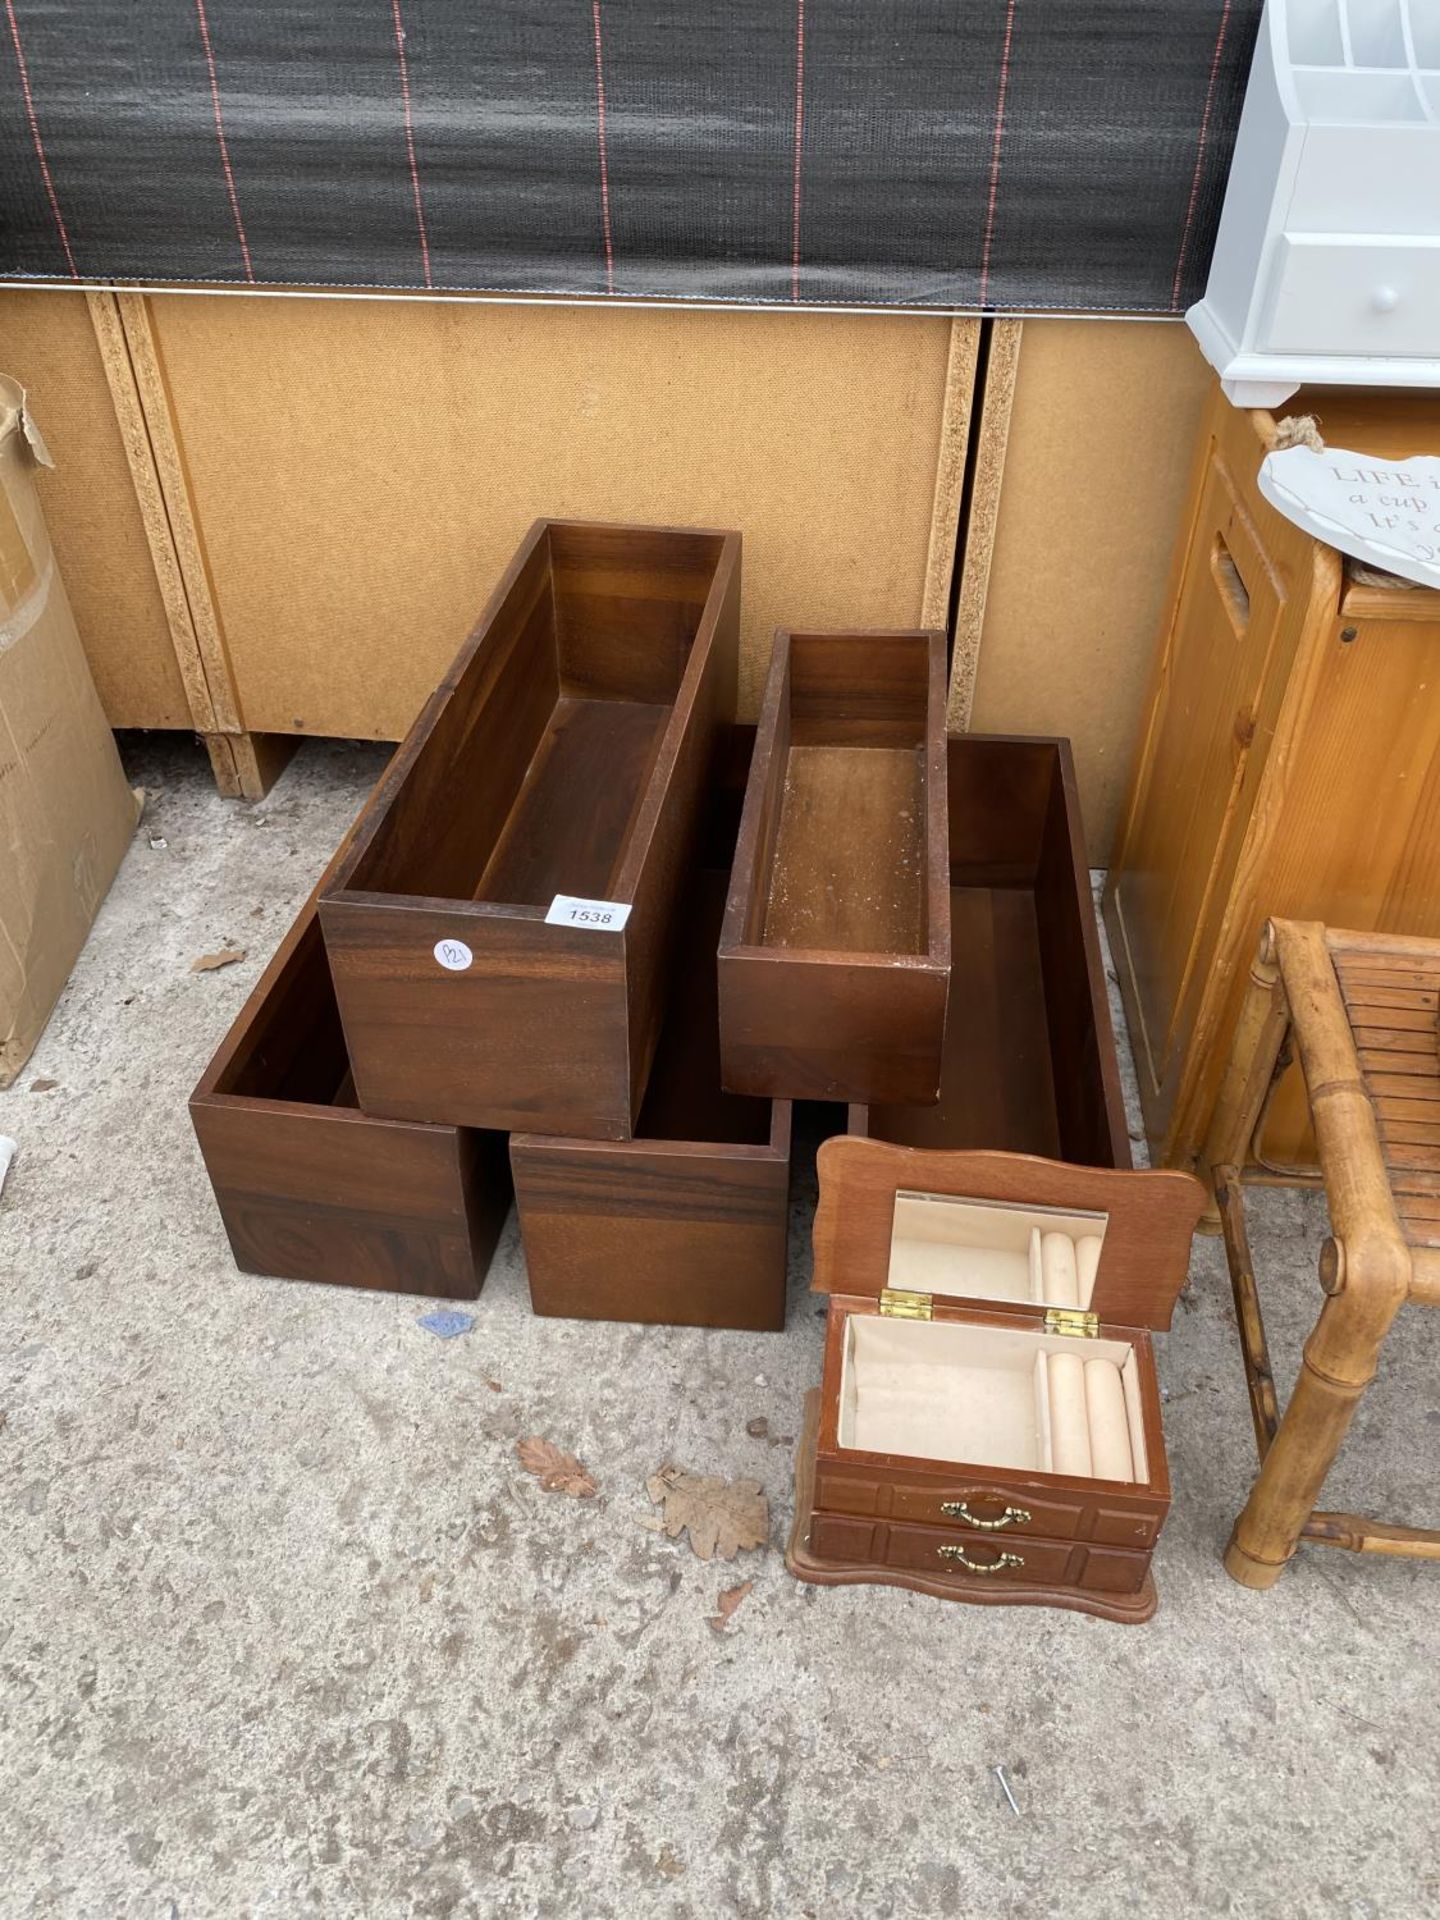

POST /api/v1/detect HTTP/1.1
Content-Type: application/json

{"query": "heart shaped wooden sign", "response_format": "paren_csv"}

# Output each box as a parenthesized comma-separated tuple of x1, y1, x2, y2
(1258, 445, 1440, 592)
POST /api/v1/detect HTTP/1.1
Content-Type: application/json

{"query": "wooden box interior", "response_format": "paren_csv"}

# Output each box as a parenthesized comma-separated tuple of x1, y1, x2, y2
(732, 630, 943, 960)
(825, 1186, 1156, 1491)
(834, 1308, 1152, 1487)
(191, 906, 509, 1298)
(853, 735, 1128, 1167)
(342, 522, 734, 911)
(206, 912, 356, 1109)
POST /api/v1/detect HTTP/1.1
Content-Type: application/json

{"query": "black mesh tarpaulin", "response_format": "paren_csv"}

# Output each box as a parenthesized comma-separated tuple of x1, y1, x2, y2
(0, 1, 1257, 313)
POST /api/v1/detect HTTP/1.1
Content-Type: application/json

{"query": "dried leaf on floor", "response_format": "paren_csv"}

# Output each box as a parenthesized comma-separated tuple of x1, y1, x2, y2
(656, 1846, 686, 1878)
(646, 1465, 768, 1562)
(707, 1579, 754, 1633)
(28, 1079, 57, 1094)
(516, 1436, 597, 1498)
(190, 947, 246, 973)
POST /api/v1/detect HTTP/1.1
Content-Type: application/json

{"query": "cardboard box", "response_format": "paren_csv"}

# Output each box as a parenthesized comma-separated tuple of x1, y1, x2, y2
(0, 375, 138, 1087)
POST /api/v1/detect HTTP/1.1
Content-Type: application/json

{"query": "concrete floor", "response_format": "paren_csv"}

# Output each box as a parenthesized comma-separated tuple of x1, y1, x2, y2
(3, 735, 1439, 1919)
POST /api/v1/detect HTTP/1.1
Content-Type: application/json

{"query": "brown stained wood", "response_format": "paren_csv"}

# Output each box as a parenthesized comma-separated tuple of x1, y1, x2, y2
(810, 1137, 1205, 1331)
(191, 905, 510, 1299)
(785, 1391, 1159, 1624)
(861, 888, 1058, 1156)
(718, 629, 950, 1106)
(1105, 381, 1440, 1177)
(793, 1137, 1198, 1620)
(474, 697, 669, 907)
(811, 1301, 1170, 1550)
(320, 520, 740, 1138)
(512, 758, 790, 1331)
(762, 747, 925, 954)
(852, 735, 1130, 1170)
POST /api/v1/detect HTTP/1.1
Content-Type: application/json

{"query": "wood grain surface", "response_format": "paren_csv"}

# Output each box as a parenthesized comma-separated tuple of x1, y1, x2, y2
(320, 520, 741, 1137)
(853, 735, 1130, 1168)
(191, 908, 510, 1299)
(785, 1391, 1160, 1624)
(811, 1137, 1205, 1333)
(512, 758, 791, 1330)
(718, 629, 950, 1105)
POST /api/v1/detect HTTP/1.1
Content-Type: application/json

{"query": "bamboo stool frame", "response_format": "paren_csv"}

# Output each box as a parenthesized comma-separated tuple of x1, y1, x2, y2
(1203, 917, 1440, 1588)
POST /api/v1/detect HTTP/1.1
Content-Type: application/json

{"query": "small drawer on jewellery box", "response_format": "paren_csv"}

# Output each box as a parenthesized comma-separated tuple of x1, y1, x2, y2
(810, 1463, 1161, 1550)
(807, 1514, 1152, 1598)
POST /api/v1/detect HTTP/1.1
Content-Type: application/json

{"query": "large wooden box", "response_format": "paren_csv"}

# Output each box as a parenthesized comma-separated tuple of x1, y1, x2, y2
(512, 748, 792, 1329)
(320, 520, 741, 1138)
(851, 735, 1129, 1167)
(719, 630, 951, 1104)
(787, 1140, 1205, 1621)
(191, 904, 511, 1299)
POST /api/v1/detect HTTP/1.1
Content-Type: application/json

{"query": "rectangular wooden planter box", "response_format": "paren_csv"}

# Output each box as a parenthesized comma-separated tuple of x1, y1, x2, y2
(191, 903, 511, 1299)
(850, 735, 1130, 1168)
(512, 749, 792, 1329)
(320, 520, 741, 1138)
(718, 629, 951, 1104)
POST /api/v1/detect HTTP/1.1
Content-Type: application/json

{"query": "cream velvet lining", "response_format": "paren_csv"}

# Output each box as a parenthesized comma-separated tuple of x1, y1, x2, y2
(888, 1194, 1107, 1309)
(839, 1315, 1149, 1485)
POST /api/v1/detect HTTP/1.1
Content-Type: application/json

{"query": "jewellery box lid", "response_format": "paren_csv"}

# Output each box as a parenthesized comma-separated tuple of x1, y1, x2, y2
(811, 1138, 1206, 1333)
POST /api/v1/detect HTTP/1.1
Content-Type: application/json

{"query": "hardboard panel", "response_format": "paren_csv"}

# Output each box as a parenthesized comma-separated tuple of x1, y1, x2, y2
(967, 320, 1213, 861)
(0, 290, 188, 729)
(143, 296, 965, 739)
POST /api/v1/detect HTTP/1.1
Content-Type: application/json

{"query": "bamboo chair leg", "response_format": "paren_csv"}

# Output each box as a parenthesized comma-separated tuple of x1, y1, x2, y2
(1200, 925, 1288, 1232)
(1224, 920, 1413, 1590)
(1225, 1271, 1405, 1587)
(1213, 1164, 1279, 1460)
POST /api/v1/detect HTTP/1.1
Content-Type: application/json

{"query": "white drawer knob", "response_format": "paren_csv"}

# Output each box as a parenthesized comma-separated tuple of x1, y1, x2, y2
(1372, 285, 1401, 313)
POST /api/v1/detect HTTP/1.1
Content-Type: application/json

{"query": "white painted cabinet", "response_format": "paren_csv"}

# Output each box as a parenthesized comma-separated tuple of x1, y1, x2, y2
(1188, 0, 1440, 406)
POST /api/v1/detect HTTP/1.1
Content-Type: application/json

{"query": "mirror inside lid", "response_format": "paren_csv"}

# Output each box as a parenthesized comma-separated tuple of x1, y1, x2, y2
(888, 1190, 1108, 1310)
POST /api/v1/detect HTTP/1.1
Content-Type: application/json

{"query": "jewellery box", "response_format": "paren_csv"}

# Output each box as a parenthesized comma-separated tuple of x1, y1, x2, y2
(787, 1138, 1205, 1622)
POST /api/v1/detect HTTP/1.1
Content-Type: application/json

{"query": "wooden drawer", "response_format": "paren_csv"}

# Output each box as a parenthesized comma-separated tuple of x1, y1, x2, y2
(812, 1460, 1161, 1549)
(191, 906, 511, 1299)
(850, 735, 1129, 1168)
(719, 629, 950, 1105)
(1264, 236, 1440, 358)
(807, 1514, 1152, 1597)
(320, 520, 740, 1139)
(513, 767, 791, 1330)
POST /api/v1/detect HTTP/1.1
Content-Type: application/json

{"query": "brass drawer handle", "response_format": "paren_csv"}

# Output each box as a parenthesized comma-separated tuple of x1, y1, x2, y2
(937, 1546, 1024, 1574)
(940, 1501, 1031, 1531)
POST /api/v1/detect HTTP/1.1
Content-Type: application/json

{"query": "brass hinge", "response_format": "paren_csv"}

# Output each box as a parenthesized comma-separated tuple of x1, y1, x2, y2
(880, 1288, 933, 1321)
(1044, 1307, 1099, 1338)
